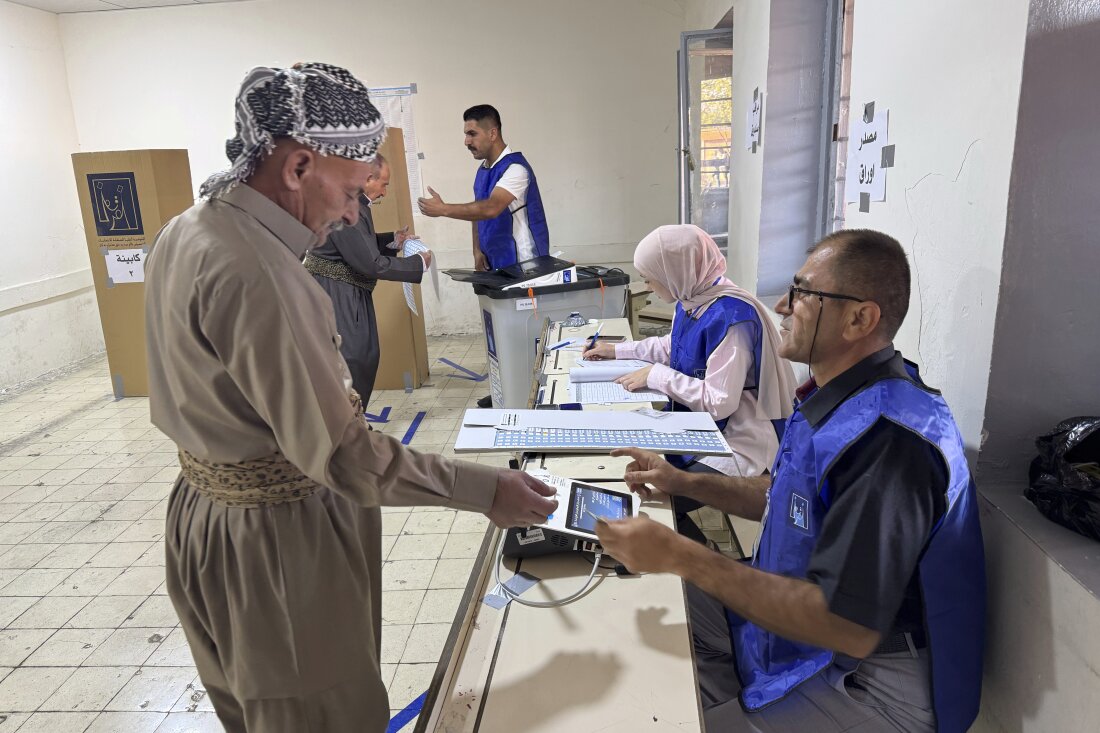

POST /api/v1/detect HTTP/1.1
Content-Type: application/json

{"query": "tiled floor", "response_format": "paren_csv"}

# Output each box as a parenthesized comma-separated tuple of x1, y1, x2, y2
(0, 335, 507, 732)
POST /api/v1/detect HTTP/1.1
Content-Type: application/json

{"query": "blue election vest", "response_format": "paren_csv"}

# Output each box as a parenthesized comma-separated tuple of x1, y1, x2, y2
(666, 296, 763, 469)
(727, 362, 985, 733)
(473, 152, 550, 270)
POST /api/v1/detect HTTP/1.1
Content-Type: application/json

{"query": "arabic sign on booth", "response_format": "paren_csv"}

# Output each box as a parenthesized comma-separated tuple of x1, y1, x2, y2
(104, 248, 146, 284)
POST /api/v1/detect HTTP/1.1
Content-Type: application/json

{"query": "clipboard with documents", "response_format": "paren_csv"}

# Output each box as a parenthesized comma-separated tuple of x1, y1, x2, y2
(565, 359, 664, 404)
(568, 359, 652, 382)
(568, 381, 666, 404)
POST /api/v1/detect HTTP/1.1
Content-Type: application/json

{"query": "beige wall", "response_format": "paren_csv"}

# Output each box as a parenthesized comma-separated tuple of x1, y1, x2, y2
(974, 490, 1100, 733)
(682, 0, 732, 30)
(726, 0, 769, 294)
(975, 2, 1100, 730)
(722, 0, 1032, 451)
(0, 0, 104, 389)
(57, 0, 687, 335)
(841, 0, 1031, 451)
(805, 4, 1100, 731)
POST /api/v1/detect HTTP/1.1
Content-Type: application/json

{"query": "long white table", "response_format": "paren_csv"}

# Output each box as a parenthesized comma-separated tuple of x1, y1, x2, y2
(416, 317, 702, 732)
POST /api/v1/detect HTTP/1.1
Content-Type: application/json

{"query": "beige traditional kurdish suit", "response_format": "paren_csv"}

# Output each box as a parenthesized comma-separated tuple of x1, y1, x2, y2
(145, 184, 498, 732)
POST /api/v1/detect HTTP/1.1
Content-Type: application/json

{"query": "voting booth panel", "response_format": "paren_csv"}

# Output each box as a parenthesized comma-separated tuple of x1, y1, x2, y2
(71, 149, 194, 398)
(367, 128, 431, 391)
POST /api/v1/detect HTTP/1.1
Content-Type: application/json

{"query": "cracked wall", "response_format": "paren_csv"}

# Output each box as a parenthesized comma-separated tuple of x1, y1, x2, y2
(841, 0, 1032, 452)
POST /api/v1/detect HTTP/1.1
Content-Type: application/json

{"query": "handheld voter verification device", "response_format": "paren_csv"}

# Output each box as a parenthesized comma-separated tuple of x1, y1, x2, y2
(503, 473, 640, 558)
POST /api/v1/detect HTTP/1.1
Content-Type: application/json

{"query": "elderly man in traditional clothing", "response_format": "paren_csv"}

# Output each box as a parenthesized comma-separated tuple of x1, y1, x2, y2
(145, 63, 557, 733)
(304, 153, 431, 406)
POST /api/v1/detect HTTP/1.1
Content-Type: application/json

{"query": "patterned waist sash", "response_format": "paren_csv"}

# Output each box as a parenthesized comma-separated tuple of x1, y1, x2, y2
(178, 392, 364, 508)
(178, 449, 321, 508)
(303, 253, 375, 290)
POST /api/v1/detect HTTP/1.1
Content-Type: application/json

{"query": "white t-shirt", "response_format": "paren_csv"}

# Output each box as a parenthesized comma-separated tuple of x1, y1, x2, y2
(484, 146, 537, 262)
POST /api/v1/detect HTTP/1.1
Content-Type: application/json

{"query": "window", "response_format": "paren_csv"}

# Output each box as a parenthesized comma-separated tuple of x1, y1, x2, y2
(678, 29, 733, 252)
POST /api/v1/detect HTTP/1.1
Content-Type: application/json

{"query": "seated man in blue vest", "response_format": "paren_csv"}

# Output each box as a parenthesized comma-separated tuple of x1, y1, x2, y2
(417, 104, 550, 271)
(595, 229, 985, 733)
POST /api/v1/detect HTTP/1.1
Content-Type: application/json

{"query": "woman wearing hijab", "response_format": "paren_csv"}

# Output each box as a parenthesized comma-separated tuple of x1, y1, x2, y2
(584, 225, 796, 538)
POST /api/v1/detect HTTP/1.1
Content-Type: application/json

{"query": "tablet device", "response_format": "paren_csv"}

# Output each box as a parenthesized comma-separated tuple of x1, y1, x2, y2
(535, 475, 640, 540)
(566, 482, 635, 534)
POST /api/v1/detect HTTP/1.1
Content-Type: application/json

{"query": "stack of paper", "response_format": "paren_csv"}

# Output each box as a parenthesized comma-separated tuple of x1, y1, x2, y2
(400, 238, 438, 315)
(569, 381, 666, 404)
(569, 359, 652, 383)
(565, 358, 664, 403)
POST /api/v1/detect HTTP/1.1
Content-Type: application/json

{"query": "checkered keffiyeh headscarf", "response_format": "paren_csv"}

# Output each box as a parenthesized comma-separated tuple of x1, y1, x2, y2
(199, 62, 386, 198)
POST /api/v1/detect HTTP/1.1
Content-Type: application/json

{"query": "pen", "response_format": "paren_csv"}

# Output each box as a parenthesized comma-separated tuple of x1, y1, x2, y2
(549, 339, 576, 351)
(585, 510, 607, 525)
(587, 323, 603, 352)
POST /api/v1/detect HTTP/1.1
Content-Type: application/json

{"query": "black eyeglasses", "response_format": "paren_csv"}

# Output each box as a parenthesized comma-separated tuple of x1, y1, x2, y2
(787, 285, 867, 310)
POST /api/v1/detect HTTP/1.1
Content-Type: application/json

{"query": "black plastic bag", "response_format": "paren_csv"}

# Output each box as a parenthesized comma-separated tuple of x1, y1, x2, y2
(1026, 417, 1100, 542)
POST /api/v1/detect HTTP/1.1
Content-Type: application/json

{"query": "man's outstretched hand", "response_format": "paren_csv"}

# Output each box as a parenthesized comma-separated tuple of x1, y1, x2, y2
(417, 187, 448, 218)
(610, 447, 683, 500)
(486, 470, 559, 528)
(594, 514, 687, 575)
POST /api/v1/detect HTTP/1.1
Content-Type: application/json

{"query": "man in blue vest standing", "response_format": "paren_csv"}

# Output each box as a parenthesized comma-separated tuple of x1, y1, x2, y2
(596, 229, 985, 733)
(417, 104, 550, 271)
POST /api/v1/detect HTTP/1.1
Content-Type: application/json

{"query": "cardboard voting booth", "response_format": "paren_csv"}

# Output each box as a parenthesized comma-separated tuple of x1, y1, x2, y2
(365, 128, 431, 391)
(71, 149, 194, 398)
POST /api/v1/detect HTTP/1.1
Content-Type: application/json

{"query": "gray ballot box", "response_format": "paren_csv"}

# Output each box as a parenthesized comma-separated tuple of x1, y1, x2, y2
(448, 259, 629, 408)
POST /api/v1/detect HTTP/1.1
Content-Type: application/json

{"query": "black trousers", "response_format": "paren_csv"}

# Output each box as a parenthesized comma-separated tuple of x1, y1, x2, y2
(312, 275, 379, 406)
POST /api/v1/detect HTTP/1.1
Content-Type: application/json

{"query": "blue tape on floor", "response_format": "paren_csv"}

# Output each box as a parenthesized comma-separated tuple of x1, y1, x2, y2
(364, 406, 391, 423)
(387, 691, 426, 732)
(401, 411, 427, 445)
(437, 358, 488, 382)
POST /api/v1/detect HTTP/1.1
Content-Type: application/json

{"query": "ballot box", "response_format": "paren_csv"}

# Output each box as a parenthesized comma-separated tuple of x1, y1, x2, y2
(473, 270, 629, 408)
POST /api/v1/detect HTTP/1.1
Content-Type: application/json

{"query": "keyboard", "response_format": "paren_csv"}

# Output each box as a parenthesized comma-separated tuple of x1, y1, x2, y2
(493, 427, 727, 453)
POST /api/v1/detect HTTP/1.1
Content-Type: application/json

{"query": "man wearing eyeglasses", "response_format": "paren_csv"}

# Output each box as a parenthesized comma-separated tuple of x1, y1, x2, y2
(595, 229, 985, 732)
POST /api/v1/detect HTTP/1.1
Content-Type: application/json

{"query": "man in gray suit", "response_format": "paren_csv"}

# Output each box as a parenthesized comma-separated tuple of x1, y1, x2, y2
(304, 154, 432, 406)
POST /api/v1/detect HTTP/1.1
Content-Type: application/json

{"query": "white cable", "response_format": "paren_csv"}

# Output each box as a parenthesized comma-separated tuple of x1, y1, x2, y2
(492, 531, 602, 608)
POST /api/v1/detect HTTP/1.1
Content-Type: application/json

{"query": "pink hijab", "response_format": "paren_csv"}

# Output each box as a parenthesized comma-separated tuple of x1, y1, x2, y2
(634, 224, 796, 420)
(634, 224, 743, 311)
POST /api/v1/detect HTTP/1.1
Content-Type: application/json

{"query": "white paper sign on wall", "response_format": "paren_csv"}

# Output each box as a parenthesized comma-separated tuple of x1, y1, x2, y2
(845, 102, 895, 212)
(745, 87, 763, 153)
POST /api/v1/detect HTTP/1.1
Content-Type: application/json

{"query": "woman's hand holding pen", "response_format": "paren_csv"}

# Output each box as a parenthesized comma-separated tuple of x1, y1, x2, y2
(581, 342, 617, 360)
